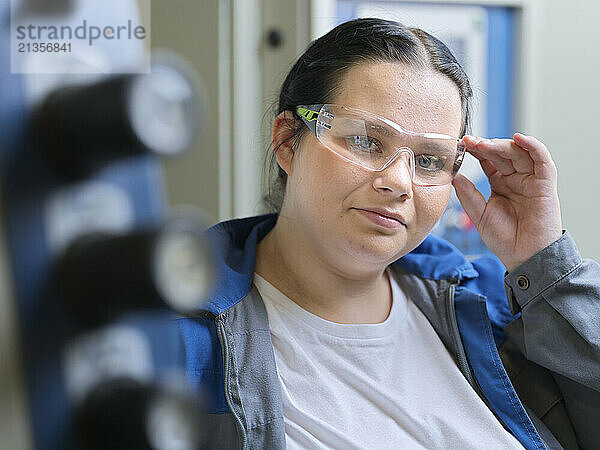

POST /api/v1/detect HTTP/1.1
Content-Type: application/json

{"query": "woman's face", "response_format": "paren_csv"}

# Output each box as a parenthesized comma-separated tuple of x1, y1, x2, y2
(281, 62, 464, 269)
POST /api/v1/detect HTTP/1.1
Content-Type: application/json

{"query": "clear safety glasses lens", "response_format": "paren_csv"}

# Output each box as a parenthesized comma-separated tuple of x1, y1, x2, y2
(314, 104, 465, 186)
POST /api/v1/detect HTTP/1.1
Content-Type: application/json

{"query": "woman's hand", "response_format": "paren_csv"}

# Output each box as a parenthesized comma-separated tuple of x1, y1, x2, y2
(452, 133, 563, 273)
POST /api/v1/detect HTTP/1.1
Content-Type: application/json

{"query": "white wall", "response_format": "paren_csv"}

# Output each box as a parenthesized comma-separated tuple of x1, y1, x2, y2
(152, 0, 232, 223)
(533, 0, 600, 260)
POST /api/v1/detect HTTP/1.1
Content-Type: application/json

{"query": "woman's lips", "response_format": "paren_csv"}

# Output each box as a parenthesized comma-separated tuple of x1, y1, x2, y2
(354, 208, 406, 229)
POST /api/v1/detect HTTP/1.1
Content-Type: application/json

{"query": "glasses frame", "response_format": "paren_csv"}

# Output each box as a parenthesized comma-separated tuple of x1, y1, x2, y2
(295, 104, 465, 186)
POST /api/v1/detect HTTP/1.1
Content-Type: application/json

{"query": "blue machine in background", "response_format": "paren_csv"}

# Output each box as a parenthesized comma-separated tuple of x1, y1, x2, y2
(0, 1, 212, 448)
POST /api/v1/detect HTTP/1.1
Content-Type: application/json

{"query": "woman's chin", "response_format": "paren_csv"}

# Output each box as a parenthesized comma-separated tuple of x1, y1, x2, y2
(340, 233, 413, 267)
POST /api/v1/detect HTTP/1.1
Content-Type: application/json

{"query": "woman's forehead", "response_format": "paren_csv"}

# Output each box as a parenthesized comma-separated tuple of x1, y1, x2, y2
(332, 62, 463, 135)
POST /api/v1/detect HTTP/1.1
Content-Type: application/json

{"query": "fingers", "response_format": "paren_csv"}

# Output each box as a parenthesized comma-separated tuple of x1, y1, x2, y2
(483, 163, 516, 197)
(512, 133, 550, 163)
(451, 173, 485, 228)
(471, 145, 517, 175)
(479, 158, 497, 179)
(462, 135, 535, 176)
(512, 133, 558, 180)
(478, 158, 514, 196)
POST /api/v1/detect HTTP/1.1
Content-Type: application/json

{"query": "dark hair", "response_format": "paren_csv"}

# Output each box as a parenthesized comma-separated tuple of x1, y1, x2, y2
(263, 17, 473, 213)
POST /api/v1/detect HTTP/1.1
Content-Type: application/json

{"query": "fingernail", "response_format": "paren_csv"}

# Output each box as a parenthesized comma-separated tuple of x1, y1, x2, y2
(462, 135, 479, 145)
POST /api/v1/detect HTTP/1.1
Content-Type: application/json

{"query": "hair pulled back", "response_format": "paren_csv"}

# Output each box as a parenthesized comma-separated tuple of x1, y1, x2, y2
(264, 17, 473, 213)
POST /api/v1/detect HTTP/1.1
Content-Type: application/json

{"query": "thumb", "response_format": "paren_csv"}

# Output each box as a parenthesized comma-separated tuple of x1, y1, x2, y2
(452, 173, 486, 228)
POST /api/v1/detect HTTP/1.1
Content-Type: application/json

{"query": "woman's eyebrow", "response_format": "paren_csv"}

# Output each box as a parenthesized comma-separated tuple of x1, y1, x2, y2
(366, 122, 395, 136)
(413, 141, 457, 155)
(334, 119, 391, 135)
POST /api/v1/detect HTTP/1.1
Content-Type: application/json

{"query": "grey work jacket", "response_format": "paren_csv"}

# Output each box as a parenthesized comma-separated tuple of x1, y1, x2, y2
(189, 231, 600, 449)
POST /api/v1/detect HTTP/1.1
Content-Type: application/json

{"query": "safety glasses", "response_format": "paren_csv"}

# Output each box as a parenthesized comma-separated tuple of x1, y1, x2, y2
(296, 104, 465, 187)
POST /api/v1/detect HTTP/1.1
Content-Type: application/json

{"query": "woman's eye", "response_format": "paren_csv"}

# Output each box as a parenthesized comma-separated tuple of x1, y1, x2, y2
(416, 154, 445, 171)
(345, 135, 382, 153)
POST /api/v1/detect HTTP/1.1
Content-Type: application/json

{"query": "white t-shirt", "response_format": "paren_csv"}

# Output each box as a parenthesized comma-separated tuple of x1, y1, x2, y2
(253, 270, 525, 450)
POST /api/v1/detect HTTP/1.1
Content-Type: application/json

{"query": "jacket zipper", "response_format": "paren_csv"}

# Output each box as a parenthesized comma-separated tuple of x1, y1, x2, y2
(216, 313, 248, 450)
(446, 282, 476, 388)
(447, 284, 533, 443)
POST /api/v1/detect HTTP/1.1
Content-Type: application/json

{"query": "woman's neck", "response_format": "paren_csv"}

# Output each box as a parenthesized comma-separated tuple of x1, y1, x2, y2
(255, 214, 392, 324)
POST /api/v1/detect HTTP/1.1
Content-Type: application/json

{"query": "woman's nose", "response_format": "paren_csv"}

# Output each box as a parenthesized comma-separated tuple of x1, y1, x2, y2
(372, 151, 414, 198)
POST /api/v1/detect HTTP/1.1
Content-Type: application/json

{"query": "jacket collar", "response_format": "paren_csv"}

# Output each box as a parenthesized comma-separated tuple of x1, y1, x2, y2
(203, 214, 479, 315)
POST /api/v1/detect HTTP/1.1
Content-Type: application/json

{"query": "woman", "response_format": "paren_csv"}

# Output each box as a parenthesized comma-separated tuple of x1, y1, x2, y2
(179, 18, 600, 449)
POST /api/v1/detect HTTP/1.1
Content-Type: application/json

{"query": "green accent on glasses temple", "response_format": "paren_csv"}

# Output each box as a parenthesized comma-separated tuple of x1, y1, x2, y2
(297, 106, 319, 121)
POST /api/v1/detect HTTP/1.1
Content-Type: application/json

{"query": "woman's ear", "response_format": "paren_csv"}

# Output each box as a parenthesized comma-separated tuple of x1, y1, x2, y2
(272, 110, 297, 176)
